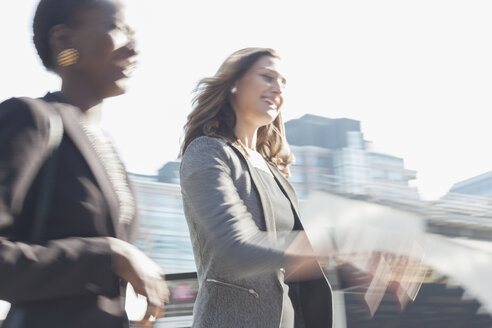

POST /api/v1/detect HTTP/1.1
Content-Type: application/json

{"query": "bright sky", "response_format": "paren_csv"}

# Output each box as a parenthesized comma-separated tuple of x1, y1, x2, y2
(1, 0, 492, 200)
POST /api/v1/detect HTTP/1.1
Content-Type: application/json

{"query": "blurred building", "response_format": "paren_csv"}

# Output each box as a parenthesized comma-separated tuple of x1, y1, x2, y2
(286, 114, 418, 200)
(449, 170, 492, 197)
(158, 161, 181, 184)
(148, 115, 419, 201)
(129, 173, 195, 273)
(427, 170, 492, 241)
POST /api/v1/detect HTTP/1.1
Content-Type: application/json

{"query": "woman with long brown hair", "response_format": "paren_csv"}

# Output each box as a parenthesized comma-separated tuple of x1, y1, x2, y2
(180, 48, 333, 328)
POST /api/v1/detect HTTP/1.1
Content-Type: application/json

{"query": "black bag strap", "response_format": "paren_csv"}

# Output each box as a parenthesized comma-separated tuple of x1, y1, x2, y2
(28, 99, 64, 242)
(3, 99, 64, 328)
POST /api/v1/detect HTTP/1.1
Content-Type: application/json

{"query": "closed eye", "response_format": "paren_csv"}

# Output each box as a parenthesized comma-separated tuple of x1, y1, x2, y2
(259, 71, 286, 89)
(109, 22, 131, 34)
(261, 74, 275, 83)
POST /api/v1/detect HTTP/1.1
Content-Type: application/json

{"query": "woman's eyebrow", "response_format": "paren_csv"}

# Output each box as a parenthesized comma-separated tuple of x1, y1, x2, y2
(258, 67, 287, 84)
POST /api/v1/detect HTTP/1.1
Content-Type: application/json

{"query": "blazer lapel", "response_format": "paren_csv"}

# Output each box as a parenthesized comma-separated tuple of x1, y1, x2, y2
(227, 143, 276, 235)
(53, 102, 120, 236)
(267, 162, 333, 282)
(266, 162, 303, 226)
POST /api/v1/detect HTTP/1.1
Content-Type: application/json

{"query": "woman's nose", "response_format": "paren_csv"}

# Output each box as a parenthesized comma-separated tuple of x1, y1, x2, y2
(127, 39, 138, 57)
(271, 80, 283, 94)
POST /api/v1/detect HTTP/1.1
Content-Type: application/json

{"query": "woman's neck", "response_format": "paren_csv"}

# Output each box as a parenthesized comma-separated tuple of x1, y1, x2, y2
(234, 122, 258, 151)
(61, 81, 103, 124)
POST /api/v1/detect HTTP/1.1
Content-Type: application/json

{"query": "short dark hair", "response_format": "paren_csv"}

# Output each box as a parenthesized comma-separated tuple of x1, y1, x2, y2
(32, 0, 99, 70)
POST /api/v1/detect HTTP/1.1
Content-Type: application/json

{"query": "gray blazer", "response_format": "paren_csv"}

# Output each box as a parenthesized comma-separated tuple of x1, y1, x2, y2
(180, 136, 333, 328)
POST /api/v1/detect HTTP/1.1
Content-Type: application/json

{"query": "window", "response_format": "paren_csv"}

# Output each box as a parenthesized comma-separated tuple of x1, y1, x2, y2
(294, 154, 304, 165)
(314, 156, 330, 168)
(388, 171, 403, 182)
(290, 172, 305, 184)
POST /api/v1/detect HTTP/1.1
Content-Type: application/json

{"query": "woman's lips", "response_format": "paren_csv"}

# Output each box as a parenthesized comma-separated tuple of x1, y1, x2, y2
(263, 97, 278, 110)
(115, 60, 137, 77)
(121, 62, 137, 77)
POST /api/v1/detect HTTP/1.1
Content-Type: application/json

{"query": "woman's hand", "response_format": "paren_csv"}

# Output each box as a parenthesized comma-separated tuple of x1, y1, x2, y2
(108, 237, 169, 326)
(284, 256, 323, 282)
(284, 231, 334, 282)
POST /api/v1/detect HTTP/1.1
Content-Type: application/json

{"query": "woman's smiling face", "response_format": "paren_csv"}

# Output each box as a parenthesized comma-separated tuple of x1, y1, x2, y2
(231, 55, 286, 129)
(64, 0, 137, 99)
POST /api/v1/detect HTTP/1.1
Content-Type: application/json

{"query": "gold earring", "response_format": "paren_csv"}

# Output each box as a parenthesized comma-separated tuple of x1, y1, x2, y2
(57, 48, 79, 67)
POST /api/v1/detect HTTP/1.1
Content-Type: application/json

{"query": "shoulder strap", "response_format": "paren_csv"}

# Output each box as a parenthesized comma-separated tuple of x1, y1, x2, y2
(24, 98, 64, 242)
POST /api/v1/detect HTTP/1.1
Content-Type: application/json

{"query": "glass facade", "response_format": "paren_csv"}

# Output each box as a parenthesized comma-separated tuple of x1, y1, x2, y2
(450, 171, 492, 197)
(130, 175, 196, 273)
(288, 129, 418, 200)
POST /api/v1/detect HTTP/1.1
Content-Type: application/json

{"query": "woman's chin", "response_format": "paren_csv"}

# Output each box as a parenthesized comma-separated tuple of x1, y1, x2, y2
(264, 109, 280, 122)
(103, 82, 127, 99)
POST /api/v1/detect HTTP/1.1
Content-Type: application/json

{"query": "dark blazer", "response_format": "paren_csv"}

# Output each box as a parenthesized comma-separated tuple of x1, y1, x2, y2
(180, 136, 333, 328)
(0, 93, 137, 328)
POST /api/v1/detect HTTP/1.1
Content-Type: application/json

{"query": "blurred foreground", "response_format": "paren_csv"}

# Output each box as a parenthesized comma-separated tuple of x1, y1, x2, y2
(1, 176, 491, 328)
(124, 177, 492, 327)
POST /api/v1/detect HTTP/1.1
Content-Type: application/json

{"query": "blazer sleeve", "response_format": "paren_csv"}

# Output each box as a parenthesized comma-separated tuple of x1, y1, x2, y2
(0, 98, 118, 303)
(180, 136, 303, 278)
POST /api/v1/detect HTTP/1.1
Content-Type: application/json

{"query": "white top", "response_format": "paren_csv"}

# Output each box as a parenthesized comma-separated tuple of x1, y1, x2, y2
(79, 120, 136, 225)
(243, 148, 274, 177)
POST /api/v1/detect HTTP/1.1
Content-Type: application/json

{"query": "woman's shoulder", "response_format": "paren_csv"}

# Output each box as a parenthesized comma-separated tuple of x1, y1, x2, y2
(189, 135, 228, 147)
(0, 97, 35, 114)
(0, 97, 49, 127)
(0, 96, 52, 127)
(183, 136, 232, 157)
(0, 97, 56, 157)
(180, 136, 239, 171)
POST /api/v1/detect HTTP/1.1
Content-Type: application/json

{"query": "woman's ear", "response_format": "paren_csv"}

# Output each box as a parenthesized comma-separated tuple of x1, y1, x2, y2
(48, 24, 74, 66)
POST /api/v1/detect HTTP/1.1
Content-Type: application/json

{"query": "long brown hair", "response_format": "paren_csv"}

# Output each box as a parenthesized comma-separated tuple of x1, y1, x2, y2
(180, 47, 293, 176)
